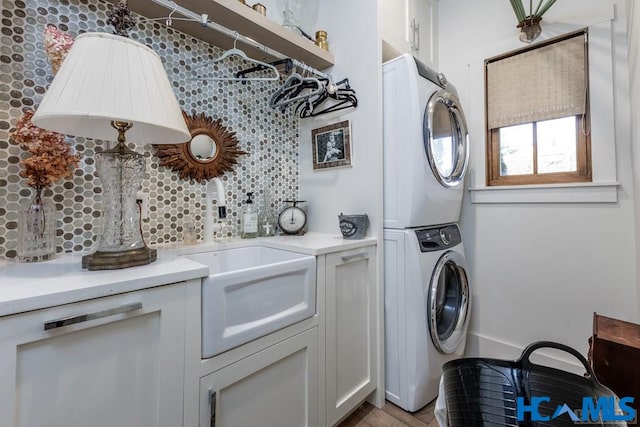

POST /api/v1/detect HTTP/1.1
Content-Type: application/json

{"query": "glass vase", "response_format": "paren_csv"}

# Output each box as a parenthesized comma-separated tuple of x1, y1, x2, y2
(17, 188, 56, 262)
(277, 0, 319, 36)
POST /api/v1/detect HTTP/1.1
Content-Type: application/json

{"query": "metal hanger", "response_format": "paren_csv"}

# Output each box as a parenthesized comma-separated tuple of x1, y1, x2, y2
(191, 32, 280, 82)
(269, 74, 325, 110)
(296, 78, 358, 117)
(137, 1, 200, 27)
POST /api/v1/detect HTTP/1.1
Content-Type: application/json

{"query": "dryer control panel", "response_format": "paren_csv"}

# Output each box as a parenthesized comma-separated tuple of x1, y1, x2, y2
(415, 224, 462, 252)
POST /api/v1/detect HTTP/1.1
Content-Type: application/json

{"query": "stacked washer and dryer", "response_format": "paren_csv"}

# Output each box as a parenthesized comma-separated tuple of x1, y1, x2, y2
(383, 54, 471, 412)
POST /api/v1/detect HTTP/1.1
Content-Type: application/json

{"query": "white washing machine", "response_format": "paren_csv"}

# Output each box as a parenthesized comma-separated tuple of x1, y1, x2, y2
(383, 54, 469, 229)
(384, 224, 471, 412)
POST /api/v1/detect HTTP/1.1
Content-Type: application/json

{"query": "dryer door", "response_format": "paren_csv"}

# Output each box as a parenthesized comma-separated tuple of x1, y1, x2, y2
(427, 250, 470, 354)
(423, 89, 469, 188)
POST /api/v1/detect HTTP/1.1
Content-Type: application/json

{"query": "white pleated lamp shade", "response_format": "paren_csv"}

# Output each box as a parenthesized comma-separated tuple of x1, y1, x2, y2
(32, 32, 190, 145)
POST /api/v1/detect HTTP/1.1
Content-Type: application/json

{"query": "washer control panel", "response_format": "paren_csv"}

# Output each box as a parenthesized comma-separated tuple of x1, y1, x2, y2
(415, 224, 462, 252)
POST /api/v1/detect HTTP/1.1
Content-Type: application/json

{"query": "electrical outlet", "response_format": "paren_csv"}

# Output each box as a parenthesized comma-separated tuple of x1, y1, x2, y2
(136, 191, 150, 221)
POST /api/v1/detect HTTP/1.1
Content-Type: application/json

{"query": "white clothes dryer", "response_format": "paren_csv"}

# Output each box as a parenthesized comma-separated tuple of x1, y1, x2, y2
(384, 224, 471, 412)
(383, 54, 469, 229)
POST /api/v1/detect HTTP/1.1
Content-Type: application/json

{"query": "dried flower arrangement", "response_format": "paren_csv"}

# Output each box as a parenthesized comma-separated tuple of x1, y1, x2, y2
(43, 25, 74, 75)
(9, 109, 81, 191)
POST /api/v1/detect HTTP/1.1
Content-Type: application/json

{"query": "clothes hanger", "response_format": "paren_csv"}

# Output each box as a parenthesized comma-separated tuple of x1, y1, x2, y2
(191, 32, 280, 82)
(235, 58, 295, 80)
(297, 78, 358, 117)
(138, 1, 206, 28)
(298, 95, 358, 118)
(269, 75, 325, 110)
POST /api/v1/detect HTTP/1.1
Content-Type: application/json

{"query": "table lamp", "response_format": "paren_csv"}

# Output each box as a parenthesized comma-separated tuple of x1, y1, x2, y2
(32, 32, 191, 270)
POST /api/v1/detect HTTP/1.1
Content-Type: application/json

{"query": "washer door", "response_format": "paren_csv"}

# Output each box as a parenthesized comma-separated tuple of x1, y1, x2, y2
(423, 89, 469, 188)
(427, 250, 470, 354)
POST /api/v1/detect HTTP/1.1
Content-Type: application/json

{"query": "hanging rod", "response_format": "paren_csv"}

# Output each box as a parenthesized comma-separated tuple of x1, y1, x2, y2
(236, 58, 332, 82)
(148, 0, 287, 61)
(291, 58, 331, 80)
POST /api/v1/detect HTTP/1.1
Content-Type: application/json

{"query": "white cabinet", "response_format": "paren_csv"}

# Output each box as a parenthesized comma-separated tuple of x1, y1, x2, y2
(0, 283, 187, 427)
(323, 245, 377, 426)
(381, 0, 438, 68)
(199, 327, 319, 427)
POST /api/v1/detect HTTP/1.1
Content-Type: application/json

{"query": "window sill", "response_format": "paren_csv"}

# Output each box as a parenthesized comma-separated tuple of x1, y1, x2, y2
(468, 182, 619, 204)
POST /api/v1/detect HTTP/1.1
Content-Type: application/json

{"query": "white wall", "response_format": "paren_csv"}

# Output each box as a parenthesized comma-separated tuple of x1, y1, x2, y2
(438, 0, 638, 369)
(628, 0, 640, 320)
(299, 3, 382, 240)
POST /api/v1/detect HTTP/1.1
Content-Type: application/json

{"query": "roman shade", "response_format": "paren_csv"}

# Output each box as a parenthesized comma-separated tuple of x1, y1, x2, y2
(486, 32, 587, 130)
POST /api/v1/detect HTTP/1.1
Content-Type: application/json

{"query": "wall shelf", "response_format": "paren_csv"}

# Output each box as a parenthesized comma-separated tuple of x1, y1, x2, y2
(117, 0, 335, 70)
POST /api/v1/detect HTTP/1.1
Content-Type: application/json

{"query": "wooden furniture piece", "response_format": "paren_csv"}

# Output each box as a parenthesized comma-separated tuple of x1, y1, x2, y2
(590, 312, 640, 425)
(105, 0, 335, 70)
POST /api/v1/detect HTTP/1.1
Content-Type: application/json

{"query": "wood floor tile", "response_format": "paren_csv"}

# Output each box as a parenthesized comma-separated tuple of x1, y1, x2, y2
(338, 403, 374, 427)
(380, 402, 427, 427)
(337, 400, 436, 427)
(412, 400, 436, 424)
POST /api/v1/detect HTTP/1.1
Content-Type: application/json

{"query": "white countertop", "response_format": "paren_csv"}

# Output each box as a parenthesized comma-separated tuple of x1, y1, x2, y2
(0, 233, 377, 317)
(170, 232, 377, 257)
(0, 252, 209, 317)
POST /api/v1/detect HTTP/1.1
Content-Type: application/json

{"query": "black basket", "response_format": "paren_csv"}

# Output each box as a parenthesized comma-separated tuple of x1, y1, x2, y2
(442, 341, 627, 427)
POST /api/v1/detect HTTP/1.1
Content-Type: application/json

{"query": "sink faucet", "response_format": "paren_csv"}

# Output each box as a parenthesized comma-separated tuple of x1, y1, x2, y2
(204, 177, 227, 243)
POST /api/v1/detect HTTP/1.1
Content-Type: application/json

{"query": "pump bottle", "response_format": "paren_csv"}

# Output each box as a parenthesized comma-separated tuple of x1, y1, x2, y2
(241, 192, 259, 239)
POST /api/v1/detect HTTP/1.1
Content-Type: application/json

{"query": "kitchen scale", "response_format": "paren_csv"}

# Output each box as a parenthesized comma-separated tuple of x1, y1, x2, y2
(278, 200, 307, 235)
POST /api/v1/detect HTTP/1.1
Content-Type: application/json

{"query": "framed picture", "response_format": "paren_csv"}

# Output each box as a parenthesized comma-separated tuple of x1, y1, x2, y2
(312, 120, 352, 170)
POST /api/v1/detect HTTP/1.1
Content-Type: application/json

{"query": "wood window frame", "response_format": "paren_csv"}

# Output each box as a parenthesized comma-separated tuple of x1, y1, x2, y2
(485, 30, 592, 187)
(487, 116, 592, 186)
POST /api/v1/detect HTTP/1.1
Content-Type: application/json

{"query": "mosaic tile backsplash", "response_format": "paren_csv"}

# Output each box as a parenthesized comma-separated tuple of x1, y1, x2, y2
(0, 0, 300, 259)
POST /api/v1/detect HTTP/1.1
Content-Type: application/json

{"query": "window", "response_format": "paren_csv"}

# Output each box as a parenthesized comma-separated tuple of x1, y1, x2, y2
(485, 30, 591, 186)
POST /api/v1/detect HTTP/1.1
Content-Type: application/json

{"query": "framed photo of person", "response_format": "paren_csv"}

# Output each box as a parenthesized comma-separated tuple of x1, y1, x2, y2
(311, 120, 352, 170)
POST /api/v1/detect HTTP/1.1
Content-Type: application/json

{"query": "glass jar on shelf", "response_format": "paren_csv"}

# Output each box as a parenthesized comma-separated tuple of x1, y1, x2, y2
(277, 0, 318, 36)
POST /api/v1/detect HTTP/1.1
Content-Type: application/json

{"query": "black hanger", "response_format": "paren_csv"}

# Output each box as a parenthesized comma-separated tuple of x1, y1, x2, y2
(236, 58, 294, 80)
(296, 78, 358, 117)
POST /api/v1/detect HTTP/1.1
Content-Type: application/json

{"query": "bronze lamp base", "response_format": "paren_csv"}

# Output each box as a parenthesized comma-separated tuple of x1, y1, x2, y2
(82, 246, 157, 271)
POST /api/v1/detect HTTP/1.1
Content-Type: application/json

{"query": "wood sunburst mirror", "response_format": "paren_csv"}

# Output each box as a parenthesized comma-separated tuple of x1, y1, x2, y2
(153, 112, 247, 183)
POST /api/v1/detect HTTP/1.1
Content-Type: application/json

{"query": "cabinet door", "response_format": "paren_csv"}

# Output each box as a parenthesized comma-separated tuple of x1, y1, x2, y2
(381, 0, 438, 68)
(414, 0, 438, 68)
(0, 284, 186, 427)
(325, 246, 377, 426)
(200, 327, 319, 427)
(380, 0, 413, 57)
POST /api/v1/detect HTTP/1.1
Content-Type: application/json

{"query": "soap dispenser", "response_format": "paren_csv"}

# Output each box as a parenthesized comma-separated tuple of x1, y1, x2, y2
(241, 192, 259, 239)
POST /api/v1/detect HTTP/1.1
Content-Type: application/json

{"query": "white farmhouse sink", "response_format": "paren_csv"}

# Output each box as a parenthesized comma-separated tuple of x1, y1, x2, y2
(184, 246, 316, 358)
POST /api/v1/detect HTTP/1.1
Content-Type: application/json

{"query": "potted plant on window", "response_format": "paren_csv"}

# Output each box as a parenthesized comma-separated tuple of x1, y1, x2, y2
(509, 0, 557, 43)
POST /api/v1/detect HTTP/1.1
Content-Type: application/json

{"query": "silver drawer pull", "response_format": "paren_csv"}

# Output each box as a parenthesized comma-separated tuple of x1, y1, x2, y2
(342, 251, 367, 262)
(209, 389, 217, 427)
(44, 302, 143, 331)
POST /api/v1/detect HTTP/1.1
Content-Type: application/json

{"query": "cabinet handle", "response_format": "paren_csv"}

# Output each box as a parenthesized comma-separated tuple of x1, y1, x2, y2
(414, 20, 420, 52)
(410, 18, 416, 51)
(209, 389, 217, 427)
(342, 251, 367, 262)
(44, 302, 143, 331)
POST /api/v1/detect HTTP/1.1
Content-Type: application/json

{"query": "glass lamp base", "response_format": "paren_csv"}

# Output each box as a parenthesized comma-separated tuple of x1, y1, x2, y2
(82, 246, 157, 271)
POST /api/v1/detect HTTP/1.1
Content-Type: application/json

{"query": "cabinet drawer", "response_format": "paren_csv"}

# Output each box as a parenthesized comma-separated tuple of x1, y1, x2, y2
(0, 284, 186, 427)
